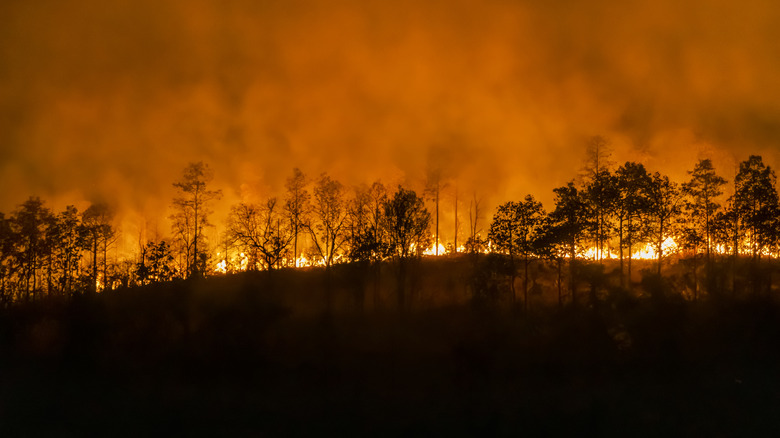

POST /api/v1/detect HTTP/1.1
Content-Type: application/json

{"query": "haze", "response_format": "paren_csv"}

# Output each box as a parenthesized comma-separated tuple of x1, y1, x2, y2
(2, 0, 779, 247)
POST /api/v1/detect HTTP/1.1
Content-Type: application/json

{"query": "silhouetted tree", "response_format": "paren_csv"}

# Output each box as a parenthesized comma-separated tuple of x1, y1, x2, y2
(52, 205, 83, 294)
(534, 217, 568, 307)
(383, 186, 431, 310)
(582, 136, 615, 262)
(732, 155, 778, 260)
(307, 173, 348, 267)
(228, 198, 294, 270)
(488, 195, 545, 311)
(466, 193, 485, 253)
(647, 173, 683, 276)
(347, 183, 390, 263)
(683, 158, 727, 292)
(615, 162, 653, 286)
(549, 182, 591, 304)
(425, 167, 448, 255)
(0, 213, 14, 303)
(135, 240, 176, 284)
(82, 202, 115, 292)
(284, 168, 310, 267)
(11, 197, 55, 299)
(171, 162, 222, 278)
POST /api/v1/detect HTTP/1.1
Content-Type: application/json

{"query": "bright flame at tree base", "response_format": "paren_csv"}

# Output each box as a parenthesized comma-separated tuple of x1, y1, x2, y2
(580, 237, 678, 261)
(213, 237, 686, 274)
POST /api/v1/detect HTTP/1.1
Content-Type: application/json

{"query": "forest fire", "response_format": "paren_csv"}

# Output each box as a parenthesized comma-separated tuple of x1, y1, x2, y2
(4, 1, 780, 435)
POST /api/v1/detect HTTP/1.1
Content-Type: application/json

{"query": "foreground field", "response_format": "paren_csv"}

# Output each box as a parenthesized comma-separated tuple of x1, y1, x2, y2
(1, 258, 780, 435)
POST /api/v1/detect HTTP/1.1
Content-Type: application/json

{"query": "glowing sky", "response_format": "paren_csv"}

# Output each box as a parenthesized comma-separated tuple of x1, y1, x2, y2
(2, 0, 780, 245)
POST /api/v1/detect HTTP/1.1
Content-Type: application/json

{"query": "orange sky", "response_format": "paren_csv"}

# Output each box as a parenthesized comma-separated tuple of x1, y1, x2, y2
(1, 0, 779, 250)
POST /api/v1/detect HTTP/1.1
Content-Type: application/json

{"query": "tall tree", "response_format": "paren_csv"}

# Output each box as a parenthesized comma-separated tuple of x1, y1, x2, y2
(548, 182, 591, 304)
(307, 173, 348, 267)
(466, 193, 485, 253)
(53, 205, 83, 294)
(11, 197, 55, 299)
(615, 162, 653, 286)
(488, 195, 545, 311)
(284, 168, 310, 267)
(732, 155, 778, 260)
(646, 173, 683, 276)
(425, 167, 448, 255)
(582, 136, 615, 262)
(0, 213, 13, 302)
(82, 202, 115, 291)
(382, 186, 431, 310)
(171, 162, 222, 278)
(683, 158, 727, 285)
(347, 183, 390, 264)
(534, 217, 568, 307)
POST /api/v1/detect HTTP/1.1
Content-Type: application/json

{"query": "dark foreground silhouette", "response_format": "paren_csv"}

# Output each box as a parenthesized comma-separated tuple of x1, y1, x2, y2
(1, 259, 780, 436)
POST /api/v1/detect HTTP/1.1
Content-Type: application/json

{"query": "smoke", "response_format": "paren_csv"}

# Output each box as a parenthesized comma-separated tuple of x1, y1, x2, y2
(2, 0, 779, 250)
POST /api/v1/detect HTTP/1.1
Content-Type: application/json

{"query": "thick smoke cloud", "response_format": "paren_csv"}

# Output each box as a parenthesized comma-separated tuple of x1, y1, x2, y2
(2, 0, 780, 250)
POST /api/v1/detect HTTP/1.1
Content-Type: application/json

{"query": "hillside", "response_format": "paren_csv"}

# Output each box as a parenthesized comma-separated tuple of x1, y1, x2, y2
(1, 256, 780, 436)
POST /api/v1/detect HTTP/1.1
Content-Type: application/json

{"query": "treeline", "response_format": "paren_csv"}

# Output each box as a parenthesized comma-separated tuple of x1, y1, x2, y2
(485, 138, 780, 306)
(1, 138, 779, 305)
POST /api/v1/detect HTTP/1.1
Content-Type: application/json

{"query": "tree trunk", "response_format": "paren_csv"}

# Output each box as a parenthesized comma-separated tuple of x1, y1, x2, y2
(397, 259, 406, 312)
(509, 228, 515, 304)
(693, 245, 699, 301)
(569, 239, 576, 306)
(435, 187, 439, 256)
(93, 236, 98, 292)
(619, 217, 624, 289)
(557, 258, 563, 308)
(523, 254, 529, 314)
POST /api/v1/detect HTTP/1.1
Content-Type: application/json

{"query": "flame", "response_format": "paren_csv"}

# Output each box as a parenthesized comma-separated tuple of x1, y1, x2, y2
(577, 237, 679, 261)
(423, 242, 446, 256)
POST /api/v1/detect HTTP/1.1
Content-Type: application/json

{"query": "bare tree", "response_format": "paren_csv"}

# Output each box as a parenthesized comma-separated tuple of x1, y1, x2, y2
(284, 168, 310, 267)
(306, 173, 348, 267)
(228, 198, 294, 270)
(425, 167, 448, 255)
(171, 162, 222, 278)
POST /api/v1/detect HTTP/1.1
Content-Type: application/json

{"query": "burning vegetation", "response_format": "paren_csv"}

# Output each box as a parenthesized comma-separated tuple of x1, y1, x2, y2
(1, 146, 779, 306)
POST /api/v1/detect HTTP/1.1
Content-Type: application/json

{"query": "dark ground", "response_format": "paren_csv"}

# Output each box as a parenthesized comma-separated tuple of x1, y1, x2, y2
(1, 261, 780, 436)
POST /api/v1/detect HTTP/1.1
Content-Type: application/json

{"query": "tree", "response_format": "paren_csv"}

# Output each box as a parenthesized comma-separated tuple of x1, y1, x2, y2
(135, 240, 176, 284)
(582, 136, 615, 262)
(307, 173, 348, 268)
(52, 205, 83, 294)
(488, 195, 545, 311)
(382, 186, 431, 310)
(548, 182, 591, 305)
(171, 162, 222, 278)
(284, 168, 311, 267)
(466, 193, 485, 253)
(425, 167, 448, 255)
(0, 213, 15, 303)
(347, 183, 389, 264)
(10, 197, 55, 299)
(228, 198, 294, 270)
(646, 173, 683, 276)
(534, 216, 568, 307)
(683, 158, 727, 290)
(615, 162, 653, 287)
(732, 155, 778, 260)
(82, 202, 115, 292)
